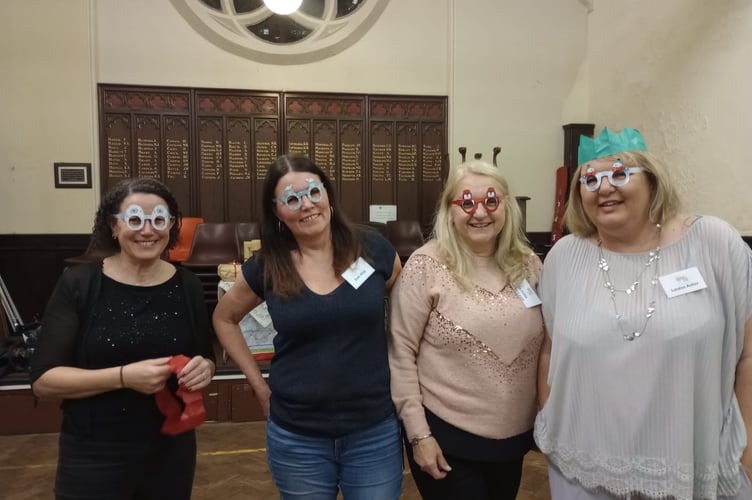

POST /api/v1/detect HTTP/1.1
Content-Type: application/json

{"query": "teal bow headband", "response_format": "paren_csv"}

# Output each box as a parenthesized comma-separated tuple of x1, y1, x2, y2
(578, 127, 647, 165)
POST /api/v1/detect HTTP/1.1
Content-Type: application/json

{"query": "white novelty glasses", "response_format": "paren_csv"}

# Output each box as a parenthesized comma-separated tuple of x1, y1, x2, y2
(274, 179, 324, 211)
(580, 166, 644, 192)
(114, 204, 173, 231)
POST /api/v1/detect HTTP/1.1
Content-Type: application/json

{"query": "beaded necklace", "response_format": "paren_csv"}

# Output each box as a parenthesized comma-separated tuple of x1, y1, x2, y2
(597, 224, 662, 341)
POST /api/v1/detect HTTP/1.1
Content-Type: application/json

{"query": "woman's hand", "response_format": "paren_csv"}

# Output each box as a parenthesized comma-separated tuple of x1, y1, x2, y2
(255, 384, 271, 418)
(412, 436, 452, 480)
(177, 355, 215, 392)
(737, 318, 752, 482)
(537, 332, 552, 409)
(741, 444, 752, 481)
(743, 461, 752, 483)
(212, 273, 270, 416)
(121, 357, 172, 394)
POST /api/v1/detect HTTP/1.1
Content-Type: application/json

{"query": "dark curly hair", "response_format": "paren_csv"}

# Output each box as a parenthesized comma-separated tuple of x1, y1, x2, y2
(90, 178, 182, 253)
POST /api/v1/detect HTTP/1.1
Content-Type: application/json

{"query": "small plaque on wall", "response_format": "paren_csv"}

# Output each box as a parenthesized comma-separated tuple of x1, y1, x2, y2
(369, 204, 397, 224)
(54, 162, 92, 189)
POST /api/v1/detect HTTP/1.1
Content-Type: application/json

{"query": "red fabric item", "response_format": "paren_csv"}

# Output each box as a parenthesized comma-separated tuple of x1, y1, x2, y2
(551, 166, 569, 244)
(154, 355, 207, 435)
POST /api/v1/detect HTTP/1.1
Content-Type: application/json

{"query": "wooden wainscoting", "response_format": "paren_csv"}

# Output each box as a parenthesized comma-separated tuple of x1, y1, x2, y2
(0, 234, 90, 324)
(0, 377, 268, 436)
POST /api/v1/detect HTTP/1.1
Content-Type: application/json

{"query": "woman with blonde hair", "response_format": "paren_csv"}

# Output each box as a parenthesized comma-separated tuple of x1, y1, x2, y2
(536, 127, 752, 499)
(389, 161, 544, 499)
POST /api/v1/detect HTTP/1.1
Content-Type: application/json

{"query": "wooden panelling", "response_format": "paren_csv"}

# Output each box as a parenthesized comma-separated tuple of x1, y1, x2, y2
(0, 390, 62, 435)
(100, 87, 194, 213)
(99, 85, 448, 227)
(0, 234, 90, 324)
(526, 231, 554, 260)
(230, 382, 265, 422)
(0, 378, 267, 435)
(285, 92, 367, 222)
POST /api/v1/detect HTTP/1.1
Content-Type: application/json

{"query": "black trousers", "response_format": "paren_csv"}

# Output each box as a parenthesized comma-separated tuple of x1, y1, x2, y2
(404, 434, 524, 500)
(55, 430, 196, 500)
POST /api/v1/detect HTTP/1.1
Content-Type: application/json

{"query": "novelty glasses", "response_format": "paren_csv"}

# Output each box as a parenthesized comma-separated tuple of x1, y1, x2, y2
(451, 188, 501, 215)
(274, 179, 325, 211)
(580, 164, 645, 192)
(113, 204, 173, 231)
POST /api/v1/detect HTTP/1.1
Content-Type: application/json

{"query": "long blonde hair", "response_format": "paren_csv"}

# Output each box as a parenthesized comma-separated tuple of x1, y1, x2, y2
(431, 161, 533, 289)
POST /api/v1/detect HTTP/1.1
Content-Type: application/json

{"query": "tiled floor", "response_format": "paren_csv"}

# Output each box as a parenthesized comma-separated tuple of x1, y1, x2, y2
(0, 421, 551, 499)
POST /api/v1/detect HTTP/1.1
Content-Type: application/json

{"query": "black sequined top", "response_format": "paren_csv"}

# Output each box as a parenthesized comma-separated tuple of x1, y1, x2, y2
(88, 274, 192, 366)
(31, 264, 214, 440)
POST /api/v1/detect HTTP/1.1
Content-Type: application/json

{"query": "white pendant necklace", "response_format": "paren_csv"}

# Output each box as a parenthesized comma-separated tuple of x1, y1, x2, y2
(597, 224, 662, 341)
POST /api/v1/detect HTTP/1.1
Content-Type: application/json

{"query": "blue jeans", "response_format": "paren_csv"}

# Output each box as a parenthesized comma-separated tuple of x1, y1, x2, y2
(266, 415, 403, 500)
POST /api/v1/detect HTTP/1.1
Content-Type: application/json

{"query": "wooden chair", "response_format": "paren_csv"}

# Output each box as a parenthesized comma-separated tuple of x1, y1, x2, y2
(235, 222, 260, 261)
(386, 220, 425, 264)
(356, 221, 388, 239)
(63, 238, 114, 265)
(182, 223, 241, 313)
(182, 223, 241, 267)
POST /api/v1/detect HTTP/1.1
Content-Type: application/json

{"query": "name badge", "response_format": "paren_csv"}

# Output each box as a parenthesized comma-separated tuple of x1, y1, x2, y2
(342, 257, 375, 290)
(515, 279, 542, 308)
(659, 266, 707, 298)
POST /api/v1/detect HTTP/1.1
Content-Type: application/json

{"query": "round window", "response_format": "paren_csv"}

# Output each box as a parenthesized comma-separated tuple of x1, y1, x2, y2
(171, 0, 391, 64)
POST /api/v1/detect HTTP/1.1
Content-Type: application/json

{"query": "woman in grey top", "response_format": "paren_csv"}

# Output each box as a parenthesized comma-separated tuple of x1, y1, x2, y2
(536, 127, 752, 499)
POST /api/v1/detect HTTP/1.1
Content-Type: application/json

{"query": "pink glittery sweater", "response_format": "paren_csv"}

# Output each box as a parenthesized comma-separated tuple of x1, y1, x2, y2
(388, 241, 544, 441)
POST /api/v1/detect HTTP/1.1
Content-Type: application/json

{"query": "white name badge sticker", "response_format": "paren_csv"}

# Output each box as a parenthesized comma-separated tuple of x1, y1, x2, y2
(515, 279, 542, 308)
(658, 266, 707, 298)
(342, 257, 375, 290)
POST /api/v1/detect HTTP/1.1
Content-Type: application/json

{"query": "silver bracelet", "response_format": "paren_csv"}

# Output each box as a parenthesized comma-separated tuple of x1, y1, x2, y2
(410, 433, 433, 446)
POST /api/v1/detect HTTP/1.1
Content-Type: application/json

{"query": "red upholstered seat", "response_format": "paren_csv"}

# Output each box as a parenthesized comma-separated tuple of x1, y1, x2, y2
(167, 217, 205, 263)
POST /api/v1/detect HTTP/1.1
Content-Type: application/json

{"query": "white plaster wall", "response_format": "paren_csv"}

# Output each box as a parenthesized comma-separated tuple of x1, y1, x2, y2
(5, 1, 751, 236)
(451, 0, 589, 232)
(0, 0, 589, 234)
(0, 0, 97, 234)
(586, 0, 752, 234)
(1, 0, 454, 234)
(95, 0, 450, 95)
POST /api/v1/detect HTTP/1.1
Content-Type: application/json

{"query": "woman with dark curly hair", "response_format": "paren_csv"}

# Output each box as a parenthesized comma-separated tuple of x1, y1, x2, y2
(31, 178, 215, 499)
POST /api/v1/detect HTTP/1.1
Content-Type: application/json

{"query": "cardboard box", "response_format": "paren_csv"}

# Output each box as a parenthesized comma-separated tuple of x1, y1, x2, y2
(244, 239, 261, 260)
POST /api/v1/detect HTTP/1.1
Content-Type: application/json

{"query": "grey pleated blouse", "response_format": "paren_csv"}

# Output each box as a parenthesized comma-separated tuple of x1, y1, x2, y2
(535, 216, 752, 500)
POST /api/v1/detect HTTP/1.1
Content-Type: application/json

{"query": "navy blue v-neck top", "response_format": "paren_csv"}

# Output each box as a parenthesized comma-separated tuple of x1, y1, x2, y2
(243, 231, 397, 438)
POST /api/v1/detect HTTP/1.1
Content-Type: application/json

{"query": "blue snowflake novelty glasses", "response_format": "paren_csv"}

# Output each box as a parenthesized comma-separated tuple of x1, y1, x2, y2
(274, 179, 325, 211)
(580, 160, 644, 192)
(451, 188, 501, 215)
(114, 204, 173, 231)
